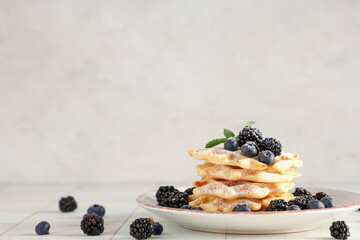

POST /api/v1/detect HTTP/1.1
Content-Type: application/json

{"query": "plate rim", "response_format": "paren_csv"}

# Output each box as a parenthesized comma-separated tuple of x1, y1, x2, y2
(136, 187, 360, 215)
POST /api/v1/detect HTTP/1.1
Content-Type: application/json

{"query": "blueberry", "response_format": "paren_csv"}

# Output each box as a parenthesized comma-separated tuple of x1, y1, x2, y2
(224, 137, 239, 151)
(320, 197, 335, 208)
(180, 205, 192, 209)
(232, 204, 252, 212)
(307, 200, 325, 209)
(35, 221, 50, 235)
(258, 150, 275, 166)
(241, 141, 258, 157)
(152, 222, 163, 235)
(192, 206, 203, 211)
(287, 205, 301, 211)
(87, 204, 106, 217)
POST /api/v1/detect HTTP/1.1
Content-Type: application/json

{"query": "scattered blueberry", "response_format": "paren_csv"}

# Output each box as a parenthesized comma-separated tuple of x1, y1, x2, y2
(241, 141, 258, 157)
(233, 204, 252, 212)
(258, 150, 275, 166)
(87, 204, 106, 217)
(192, 206, 203, 211)
(35, 221, 50, 235)
(180, 205, 192, 209)
(321, 197, 336, 208)
(287, 205, 301, 211)
(307, 200, 325, 209)
(224, 137, 239, 151)
(152, 222, 163, 235)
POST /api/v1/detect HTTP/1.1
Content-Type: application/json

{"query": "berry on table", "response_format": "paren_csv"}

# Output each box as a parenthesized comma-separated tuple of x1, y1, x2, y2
(224, 137, 239, 151)
(330, 221, 350, 239)
(233, 204, 252, 212)
(87, 204, 106, 217)
(130, 218, 153, 239)
(152, 222, 163, 235)
(266, 199, 288, 211)
(241, 141, 258, 158)
(307, 200, 325, 209)
(321, 197, 336, 208)
(59, 196, 77, 212)
(35, 221, 50, 235)
(258, 150, 275, 166)
(81, 213, 104, 236)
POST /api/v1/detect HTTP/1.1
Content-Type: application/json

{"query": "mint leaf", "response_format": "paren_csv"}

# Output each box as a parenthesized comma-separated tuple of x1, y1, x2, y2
(223, 129, 235, 138)
(245, 121, 255, 126)
(205, 138, 227, 148)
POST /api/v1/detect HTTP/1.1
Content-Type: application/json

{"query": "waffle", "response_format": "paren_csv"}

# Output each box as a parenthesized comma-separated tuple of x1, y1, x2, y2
(197, 162, 301, 183)
(193, 177, 295, 199)
(188, 148, 303, 172)
(189, 193, 294, 212)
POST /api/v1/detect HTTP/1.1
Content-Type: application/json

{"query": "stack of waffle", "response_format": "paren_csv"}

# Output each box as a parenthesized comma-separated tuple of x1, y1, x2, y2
(188, 148, 303, 212)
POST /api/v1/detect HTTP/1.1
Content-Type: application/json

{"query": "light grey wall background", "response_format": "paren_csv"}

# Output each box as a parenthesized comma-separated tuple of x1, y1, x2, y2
(0, 0, 359, 183)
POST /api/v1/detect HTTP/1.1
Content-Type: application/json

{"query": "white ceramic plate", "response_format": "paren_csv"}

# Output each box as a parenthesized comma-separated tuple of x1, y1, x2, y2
(137, 187, 360, 234)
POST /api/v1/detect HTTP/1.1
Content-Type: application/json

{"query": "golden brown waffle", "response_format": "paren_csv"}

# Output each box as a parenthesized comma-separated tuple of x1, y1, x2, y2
(197, 162, 301, 183)
(188, 148, 303, 172)
(193, 177, 295, 199)
(189, 193, 294, 212)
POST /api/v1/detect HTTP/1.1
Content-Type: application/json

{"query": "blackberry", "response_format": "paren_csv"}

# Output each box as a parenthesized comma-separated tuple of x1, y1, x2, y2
(59, 196, 77, 212)
(238, 126, 263, 147)
(129, 218, 153, 239)
(158, 191, 189, 208)
(185, 187, 195, 195)
(259, 137, 282, 156)
(266, 199, 288, 211)
(156, 186, 177, 203)
(80, 213, 104, 236)
(293, 187, 312, 197)
(313, 192, 329, 200)
(330, 221, 350, 239)
(288, 196, 309, 210)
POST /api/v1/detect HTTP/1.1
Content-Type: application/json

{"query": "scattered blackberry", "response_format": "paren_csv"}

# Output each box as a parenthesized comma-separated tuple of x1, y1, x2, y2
(158, 191, 189, 208)
(129, 218, 153, 239)
(313, 192, 329, 200)
(35, 221, 50, 235)
(238, 126, 263, 147)
(87, 204, 106, 217)
(266, 199, 288, 211)
(330, 221, 350, 239)
(288, 196, 309, 210)
(259, 137, 282, 156)
(293, 187, 312, 197)
(81, 213, 104, 236)
(59, 196, 77, 212)
(185, 187, 195, 195)
(156, 186, 177, 203)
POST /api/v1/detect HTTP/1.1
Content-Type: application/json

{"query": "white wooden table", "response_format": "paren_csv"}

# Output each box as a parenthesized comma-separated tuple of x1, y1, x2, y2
(0, 182, 359, 239)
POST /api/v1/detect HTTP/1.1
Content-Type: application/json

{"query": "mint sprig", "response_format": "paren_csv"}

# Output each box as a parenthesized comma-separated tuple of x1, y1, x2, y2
(205, 138, 227, 148)
(223, 128, 235, 138)
(245, 121, 255, 126)
(205, 128, 236, 148)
